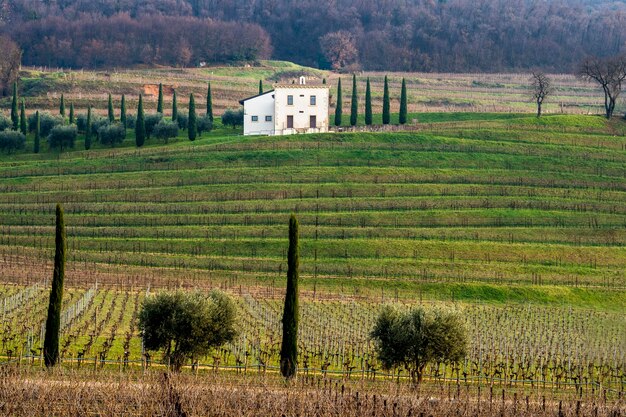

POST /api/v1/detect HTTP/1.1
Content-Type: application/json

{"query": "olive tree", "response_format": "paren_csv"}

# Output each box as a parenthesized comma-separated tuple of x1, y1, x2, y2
(221, 108, 244, 129)
(153, 119, 179, 143)
(0, 130, 25, 153)
(139, 290, 237, 372)
(370, 306, 467, 384)
(48, 125, 77, 151)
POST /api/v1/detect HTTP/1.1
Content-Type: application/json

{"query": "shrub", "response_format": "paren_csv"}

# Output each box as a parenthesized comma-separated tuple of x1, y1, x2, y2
(48, 125, 77, 151)
(125, 113, 136, 129)
(139, 290, 237, 372)
(75, 113, 88, 133)
(371, 306, 467, 384)
(90, 116, 110, 136)
(0, 129, 26, 153)
(0, 114, 10, 131)
(145, 113, 163, 139)
(176, 113, 188, 130)
(28, 112, 63, 136)
(153, 119, 179, 143)
(221, 108, 244, 129)
(98, 123, 126, 147)
(197, 114, 213, 136)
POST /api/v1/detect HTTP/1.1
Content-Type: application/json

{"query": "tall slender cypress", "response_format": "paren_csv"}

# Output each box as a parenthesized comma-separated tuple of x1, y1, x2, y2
(120, 95, 127, 128)
(69, 103, 75, 125)
(34, 111, 40, 154)
(365, 77, 373, 126)
(280, 214, 299, 379)
(19, 99, 27, 135)
(206, 83, 213, 121)
(136, 95, 146, 147)
(382, 75, 390, 125)
(259, 80, 263, 95)
(334, 78, 342, 127)
(108, 94, 114, 122)
(188, 94, 197, 141)
(399, 78, 408, 125)
(85, 107, 92, 150)
(157, 83, 164, 114)
(60, 94, 65, 118)
(172, 90, 178, 122)
(11, 82, 18, 130)
(43, 203, 66, 367)
(350, 74, 358, 126)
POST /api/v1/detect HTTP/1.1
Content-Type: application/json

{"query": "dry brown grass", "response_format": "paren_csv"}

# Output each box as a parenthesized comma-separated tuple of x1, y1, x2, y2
(1, 366, 623, 417)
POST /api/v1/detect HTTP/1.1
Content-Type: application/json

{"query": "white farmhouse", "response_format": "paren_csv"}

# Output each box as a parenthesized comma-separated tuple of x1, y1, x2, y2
(239, 77, 329, 136)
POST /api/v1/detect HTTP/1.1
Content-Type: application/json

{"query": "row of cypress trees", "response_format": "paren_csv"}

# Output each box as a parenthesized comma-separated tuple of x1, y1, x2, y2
(134, 84, 212, 147)
(8, 81, 216, 151)
(334, 75, 408, 127)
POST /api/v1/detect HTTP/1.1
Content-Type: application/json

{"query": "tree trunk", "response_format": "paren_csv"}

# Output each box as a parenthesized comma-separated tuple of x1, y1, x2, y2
(536, 100, 542, 118)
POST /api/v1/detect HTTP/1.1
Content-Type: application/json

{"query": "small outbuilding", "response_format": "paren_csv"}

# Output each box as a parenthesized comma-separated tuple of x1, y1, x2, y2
(240, 77, 329, 136)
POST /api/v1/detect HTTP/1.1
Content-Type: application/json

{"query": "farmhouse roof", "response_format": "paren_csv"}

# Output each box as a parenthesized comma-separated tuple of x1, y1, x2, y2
(273, 84, 329, 89)
(239, 89, 274, 105)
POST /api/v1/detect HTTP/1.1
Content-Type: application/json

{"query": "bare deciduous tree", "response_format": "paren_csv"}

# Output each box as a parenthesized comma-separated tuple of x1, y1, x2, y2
(579, 56, 626, 119)
(0, 36, 21, 97)
(530, 72, 553, 117)
(319, 31, 359, 71)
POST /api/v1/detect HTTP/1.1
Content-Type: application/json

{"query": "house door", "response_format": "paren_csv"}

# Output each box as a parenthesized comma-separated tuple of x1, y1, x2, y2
(310, 115, 317, 128)
(287, 115, 294, 128)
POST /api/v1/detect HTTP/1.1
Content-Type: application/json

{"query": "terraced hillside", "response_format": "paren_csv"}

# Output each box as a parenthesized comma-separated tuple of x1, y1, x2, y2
(0, 115, 624, 307)
(3, 61, 625, 118)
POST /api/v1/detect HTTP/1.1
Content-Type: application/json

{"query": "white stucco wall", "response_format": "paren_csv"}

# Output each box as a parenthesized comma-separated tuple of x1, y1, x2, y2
(243, 92, 275, 136)
(273, 86, 329, 135)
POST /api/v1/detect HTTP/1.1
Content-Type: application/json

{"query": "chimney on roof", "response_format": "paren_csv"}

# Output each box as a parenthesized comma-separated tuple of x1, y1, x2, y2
(299, 76, 306, 85)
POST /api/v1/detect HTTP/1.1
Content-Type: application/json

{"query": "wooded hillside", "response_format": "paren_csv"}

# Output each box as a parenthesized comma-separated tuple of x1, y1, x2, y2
(0, 0, 625, 72)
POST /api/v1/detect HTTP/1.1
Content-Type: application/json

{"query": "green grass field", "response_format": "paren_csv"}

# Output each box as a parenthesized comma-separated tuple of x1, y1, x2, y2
(0, 113, 624, 307)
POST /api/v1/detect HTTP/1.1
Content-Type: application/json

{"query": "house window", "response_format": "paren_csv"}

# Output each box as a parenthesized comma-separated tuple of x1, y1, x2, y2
(251, 115, 259, 122)
(287, 95, 293, 105)
(310, 95, 316, 105)
(287, 115, 294, 128)
(265, 115, 272, 122)
(310, 115, 317, 128)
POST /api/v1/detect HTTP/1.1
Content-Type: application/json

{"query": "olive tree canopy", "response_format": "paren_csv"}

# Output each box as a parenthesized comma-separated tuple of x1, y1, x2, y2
(139, 290, 237, 372)
(370, 306, 467, 384)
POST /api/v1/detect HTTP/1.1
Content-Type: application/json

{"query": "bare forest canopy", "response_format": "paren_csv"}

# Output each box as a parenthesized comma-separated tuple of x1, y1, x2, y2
(0, 0, 626, 72)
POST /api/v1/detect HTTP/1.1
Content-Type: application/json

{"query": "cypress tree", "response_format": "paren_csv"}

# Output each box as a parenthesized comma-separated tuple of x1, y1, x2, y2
(43, 203, 66, 368)
(34, 111, 40, 154)
(259, 80, 263, 95)
(11, 82, 18, 130)
(172, 90, 178, 122)
(136, 95, 146, 147)
(60, 94, 65, 118)
(350, 74, 358, 126)
(399, 78, 408, 125)
(206, 83, 213, 122)
(120, 95, 127, 127)
(85, 107, 92, 150)
(322, 78, 326, 85)
(382, 75, 390, 125)
(157, 83, 164, 114)
(334, 78, 342, 127)
(365, 77, 373, 126)
(69, 103, 75, 125)
(19, 99, 27, 135)
(188, 94, 197, 141)
(108, 94, 114, 122)
(280, 214, 299, 379)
